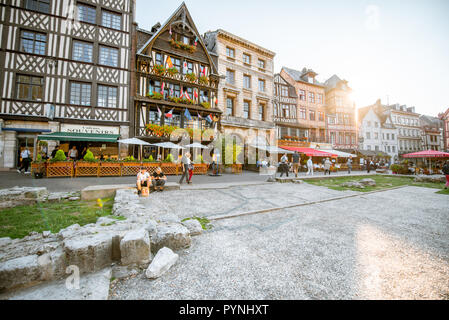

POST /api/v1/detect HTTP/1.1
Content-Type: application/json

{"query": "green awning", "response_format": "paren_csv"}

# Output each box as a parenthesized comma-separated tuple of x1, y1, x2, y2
(37, 132, 120, 142)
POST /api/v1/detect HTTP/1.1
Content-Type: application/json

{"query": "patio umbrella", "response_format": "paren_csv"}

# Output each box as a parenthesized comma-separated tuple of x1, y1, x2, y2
(117, 138, 151, 160)
(184, 142, 210, 149)
(402, 150, 449, 173)
(150, 142, 186, 149)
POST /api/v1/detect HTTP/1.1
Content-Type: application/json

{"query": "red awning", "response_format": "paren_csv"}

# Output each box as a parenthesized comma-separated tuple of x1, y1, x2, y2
(402, 150, 449, 158)
(282, 147, 338, 157)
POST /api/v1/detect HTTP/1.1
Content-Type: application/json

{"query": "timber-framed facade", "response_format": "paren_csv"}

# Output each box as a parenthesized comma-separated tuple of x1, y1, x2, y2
(132, 3, 221, 142)
(0, 0, 135, 168)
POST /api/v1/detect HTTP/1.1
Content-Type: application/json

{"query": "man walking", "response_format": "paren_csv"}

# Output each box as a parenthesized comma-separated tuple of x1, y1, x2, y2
(292, 151, 300, 178)
(324, 158, 332, 175)
(279, 153, 289, 177)
(347, 156, 353, 174)
(17, 147, 31, 174)
(179, 152, 192, 184)
(307, 157, 314, 176)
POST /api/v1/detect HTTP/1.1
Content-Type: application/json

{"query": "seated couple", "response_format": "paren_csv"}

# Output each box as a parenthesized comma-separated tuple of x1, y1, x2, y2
(137, 167, 167, 194)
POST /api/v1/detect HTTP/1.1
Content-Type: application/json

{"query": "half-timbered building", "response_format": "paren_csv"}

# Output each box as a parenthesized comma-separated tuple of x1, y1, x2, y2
(273, 73, 300, 140)
(132, 3, 221, 146)
(0, 0, 134, 169)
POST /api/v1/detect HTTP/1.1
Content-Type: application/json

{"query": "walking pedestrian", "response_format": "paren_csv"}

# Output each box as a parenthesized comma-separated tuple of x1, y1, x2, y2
(324, 157, 332, 175)
(443, 161, 449, 189)
(211, 151, 219, 175)
(17, 147, 31, 174)
(279, 153, 289, 177)
(307, 157, 314, 176)
(292, 151, 300, 178)
(179, 152, 192, 184)
(347, 156, 353, 174)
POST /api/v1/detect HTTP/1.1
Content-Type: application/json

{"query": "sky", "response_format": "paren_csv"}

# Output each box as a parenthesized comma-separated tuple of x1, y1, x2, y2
(136, 0, 449, 117)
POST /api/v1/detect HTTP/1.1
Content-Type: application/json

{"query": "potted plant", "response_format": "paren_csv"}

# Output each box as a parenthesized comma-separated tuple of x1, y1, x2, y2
(153, 64, 166, 76)
(198, 76, 209, 86)
(200, 102, 210, 109)
(147, 92, 163, 100)
(166, 67, 178, 77)
(31, 154, 46, 179)
(161, 153, 180, 175)
(186, 72, 197, 83)
(76, 150, 99, 177)
(47, 150, 73, 178)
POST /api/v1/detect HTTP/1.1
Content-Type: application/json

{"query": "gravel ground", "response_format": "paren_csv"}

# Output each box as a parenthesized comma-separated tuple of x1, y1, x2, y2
(110, 185, 449, 300)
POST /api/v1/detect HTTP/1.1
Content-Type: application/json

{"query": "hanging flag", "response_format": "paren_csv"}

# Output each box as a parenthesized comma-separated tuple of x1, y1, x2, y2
(184, 108, 192, 121)
(157, 107, 162, 118)
(197, 112, 202, 119)
(180, 86, 184, 99)
(201, 66, 206, 76)
(193, 89, 198, 99)
(214, 96, 218, 105)
(166, 56, 173, 69)
(165, 108, 174, 118)
(194, 36, 198, 46)
(206, 114, 213, 123)
(169, 25, 172, 35)
(169, 86, 174, 97)
(183, 61, 188, 74)
(185, 91, 191, 101)
(160, 82, 165, 94)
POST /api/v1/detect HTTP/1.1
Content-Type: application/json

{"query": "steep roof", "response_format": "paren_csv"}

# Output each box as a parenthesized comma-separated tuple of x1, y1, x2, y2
(358, 100, 397, 129)
(324, 74, 341, 89)
(282, 67, 325, 87)
(136, 2, 218, 75)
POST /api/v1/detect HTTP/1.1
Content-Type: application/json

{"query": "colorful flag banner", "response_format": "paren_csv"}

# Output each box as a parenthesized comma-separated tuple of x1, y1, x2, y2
(184, 108, 192, 121)
(183, 61, 188, 74)
(160, 82, 164, 94)
(157, 107, 162, 118)
(206, 114, 213, 123)
(193, 89, 198, 99)
(165, 108, 174, 118)
(166, 56, 173, 69)
(185, 91, 191, 101)
(194, 36, 198, 46)
(197, 112, 202, 119)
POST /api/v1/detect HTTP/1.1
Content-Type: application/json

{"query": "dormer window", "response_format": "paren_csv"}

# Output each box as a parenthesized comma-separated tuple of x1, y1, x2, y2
(308, 77, 314, 84)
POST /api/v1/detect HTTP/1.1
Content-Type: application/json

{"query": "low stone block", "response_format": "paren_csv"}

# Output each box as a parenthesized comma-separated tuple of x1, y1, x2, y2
(145, 247, 178, 279)
(359, 178, 376, 186)
(182, 219, 203, 236)
(63, 234, 113, 274)
(120, 229, 151, 266)
(151, 223, 191, 253)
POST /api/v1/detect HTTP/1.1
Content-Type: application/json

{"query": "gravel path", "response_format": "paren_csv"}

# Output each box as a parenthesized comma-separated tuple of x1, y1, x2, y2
(110, 185, 449, 300)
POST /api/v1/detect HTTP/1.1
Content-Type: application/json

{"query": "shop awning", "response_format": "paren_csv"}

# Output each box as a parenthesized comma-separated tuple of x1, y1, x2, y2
(37, 132, 120, 142)
(282, 147, 337, 157)
(402, 150, 449, 158)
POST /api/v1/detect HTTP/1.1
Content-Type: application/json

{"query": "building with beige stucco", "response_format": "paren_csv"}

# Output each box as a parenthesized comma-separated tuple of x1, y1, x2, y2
(203, 29, 276, 148)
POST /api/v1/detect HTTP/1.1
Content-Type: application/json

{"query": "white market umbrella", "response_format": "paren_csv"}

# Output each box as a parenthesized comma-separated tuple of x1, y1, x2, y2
(184, 142, 210, 149)
(118, 138, 151, 160)
(150, 142, 186, 150)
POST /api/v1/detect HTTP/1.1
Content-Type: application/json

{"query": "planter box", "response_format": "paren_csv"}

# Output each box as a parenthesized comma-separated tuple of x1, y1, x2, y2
(31, 162, 46, 178)
(75, 162, 99, 177)
(99, 162, 121, 177)
(231, 164, 243, 174)
(161, 163, 181, 175)
(47, 162, 73, 178)
(192, 163, 209, 175)
(121, 163, 142, 176)
(142, 162, 161, 175)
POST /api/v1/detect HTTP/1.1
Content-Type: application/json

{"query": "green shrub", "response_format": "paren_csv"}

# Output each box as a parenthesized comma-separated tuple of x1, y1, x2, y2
(51, 149, 66, 162)
(83, 150, 97, 162)
(164, 154, 174, 163)
(123, 156, 137, 162)
(194, 155, 203, 164)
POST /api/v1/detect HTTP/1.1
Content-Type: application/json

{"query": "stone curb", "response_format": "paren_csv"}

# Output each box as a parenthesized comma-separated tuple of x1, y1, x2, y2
(208, 185, 409, 221)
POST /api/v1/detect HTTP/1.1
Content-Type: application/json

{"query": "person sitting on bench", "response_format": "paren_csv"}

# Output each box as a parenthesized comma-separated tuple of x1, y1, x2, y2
(152, 167, 167, 192)
(137, 168, 151, 195)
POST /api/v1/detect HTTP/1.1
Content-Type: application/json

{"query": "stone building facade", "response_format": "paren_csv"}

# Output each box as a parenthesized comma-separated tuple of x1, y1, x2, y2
(273, 73, 299, 140)
(0, 0, 135, 169)
(280, 67, 327, 144)
(386, 103, 423, 156)
(419, 115, 444, 151)
(358, 100, 399, 162)
(324, 75, 357, 151)
(203, 29, 276, 147)
(438, 108, 449, 152)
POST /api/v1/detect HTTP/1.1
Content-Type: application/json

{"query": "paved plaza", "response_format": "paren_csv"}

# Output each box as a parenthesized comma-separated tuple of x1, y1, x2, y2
(110, 183, 449, 300)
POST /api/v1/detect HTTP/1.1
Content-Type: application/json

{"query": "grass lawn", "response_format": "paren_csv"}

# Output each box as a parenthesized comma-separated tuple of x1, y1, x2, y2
(304, 175, 447, 193)
(0, 197, 115, 239)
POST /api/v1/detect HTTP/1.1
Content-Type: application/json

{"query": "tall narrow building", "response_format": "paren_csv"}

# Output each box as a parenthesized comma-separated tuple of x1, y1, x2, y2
(203, 29, 276, 147)
(0, 0, 135, 169)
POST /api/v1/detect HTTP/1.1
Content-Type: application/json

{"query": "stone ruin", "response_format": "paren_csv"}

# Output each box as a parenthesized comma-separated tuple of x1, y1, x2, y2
(0, 188, 204, 294)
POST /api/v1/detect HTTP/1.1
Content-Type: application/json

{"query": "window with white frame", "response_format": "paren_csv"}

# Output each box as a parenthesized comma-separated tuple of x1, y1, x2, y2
(102, 10, 122, 30)
(70, 82, 91, 106)
(99, 46, 118, 67)
(97, 85, 117, 108)
(72, 40, 93, 63)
